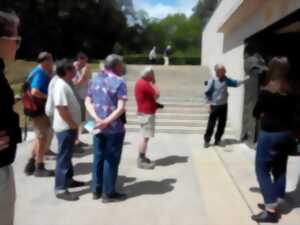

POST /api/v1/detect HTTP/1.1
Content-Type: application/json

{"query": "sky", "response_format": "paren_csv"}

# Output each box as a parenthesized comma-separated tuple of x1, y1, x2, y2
(132, 0, 199, 19)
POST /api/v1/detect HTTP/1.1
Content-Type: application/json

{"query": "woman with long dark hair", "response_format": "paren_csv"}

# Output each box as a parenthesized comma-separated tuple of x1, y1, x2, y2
(252, 57, 295, 223)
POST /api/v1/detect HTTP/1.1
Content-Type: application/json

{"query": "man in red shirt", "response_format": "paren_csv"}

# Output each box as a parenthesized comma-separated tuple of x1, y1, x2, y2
(134, 67, 160, 169)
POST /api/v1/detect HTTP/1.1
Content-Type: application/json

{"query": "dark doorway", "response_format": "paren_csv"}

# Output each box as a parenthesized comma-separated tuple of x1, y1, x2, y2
(243, 9, 300, 146)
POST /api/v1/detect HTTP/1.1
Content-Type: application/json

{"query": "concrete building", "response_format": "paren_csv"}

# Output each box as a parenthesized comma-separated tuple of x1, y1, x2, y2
(202, 0, 300, 142)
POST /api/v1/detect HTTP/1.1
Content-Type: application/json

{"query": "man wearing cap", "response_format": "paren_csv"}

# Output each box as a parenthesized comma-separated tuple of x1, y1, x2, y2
(24, 52, 54, 177)
(134, 67, 160, 169)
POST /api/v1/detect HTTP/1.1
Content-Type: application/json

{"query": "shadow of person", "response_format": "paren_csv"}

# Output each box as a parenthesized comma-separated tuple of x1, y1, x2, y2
(74, 176, 138, 198)
(73, 147, 93, 158)
(221, 139, 242, 147)
(281, 176, 300, 215)
(155, 156, 188, 167)
(117, 176, 137, 190)
(74, 162, 92, 176)
(123, 178, 177, 199)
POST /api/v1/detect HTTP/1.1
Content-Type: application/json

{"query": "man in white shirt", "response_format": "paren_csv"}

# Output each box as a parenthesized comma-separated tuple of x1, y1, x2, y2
(47, 59, 85, 201)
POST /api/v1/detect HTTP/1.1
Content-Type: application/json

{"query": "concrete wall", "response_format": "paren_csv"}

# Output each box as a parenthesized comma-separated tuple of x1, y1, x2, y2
(202, 0, 300, 139)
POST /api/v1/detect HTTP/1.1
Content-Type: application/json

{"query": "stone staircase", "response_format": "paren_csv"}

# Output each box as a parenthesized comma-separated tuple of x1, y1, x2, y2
(125, 98, 233, 135)
(124, 65, 235, 135)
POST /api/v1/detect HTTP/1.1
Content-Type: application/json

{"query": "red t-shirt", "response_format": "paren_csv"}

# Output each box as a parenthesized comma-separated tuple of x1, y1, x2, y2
(134, 79, 157, 114)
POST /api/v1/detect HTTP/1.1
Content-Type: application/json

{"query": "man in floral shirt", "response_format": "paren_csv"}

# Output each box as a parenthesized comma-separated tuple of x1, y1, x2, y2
(85, 54, 127, 203)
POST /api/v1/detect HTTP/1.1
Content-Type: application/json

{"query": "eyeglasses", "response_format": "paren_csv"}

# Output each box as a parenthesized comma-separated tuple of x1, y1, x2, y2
(0, 36, 22, 49)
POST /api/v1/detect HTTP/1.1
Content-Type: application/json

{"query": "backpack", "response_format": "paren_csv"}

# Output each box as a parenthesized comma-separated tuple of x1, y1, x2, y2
(22, 76, 46, 118)
(204, 79, 215, 102)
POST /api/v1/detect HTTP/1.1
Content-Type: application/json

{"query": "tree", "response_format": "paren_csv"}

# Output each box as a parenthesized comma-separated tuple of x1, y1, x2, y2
(193, 0, 219, 26)
(0, 0, 130, 59)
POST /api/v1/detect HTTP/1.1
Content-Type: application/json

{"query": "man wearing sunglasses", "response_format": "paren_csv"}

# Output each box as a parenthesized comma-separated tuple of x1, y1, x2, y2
(0, 10, 22, 225)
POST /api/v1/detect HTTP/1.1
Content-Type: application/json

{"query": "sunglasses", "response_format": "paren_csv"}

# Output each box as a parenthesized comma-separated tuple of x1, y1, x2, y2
(0, 36, 22, 49)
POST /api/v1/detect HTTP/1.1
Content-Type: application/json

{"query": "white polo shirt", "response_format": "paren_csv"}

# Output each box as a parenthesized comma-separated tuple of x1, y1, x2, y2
(52, 77, 81, 132)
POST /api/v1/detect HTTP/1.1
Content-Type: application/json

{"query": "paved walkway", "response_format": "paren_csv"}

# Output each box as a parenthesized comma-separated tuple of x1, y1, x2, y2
(14, 133, 208, 225)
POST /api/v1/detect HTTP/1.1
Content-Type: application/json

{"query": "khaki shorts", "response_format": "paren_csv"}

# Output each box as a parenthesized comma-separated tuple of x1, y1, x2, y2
(138, 114, 156, 138)
(31, 115, 52, 139)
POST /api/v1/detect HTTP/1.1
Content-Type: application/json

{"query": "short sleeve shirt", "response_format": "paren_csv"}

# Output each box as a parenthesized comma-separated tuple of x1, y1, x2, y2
(134, 79, 157, 114)
(28, 66, 50, 94)
(87, 71, 128, 134)
(52, 78, 81, 132)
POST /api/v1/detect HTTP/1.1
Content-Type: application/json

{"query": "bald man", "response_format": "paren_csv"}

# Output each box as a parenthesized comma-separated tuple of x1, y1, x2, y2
(203, 64, 248, 148)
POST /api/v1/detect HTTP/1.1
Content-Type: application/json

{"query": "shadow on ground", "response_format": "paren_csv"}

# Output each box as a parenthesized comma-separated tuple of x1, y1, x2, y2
(122, 178, 177, 199)
(221, 139, 243, 147)
(155, 156, 188, 167)
(281, 176, 300, 214)
(73, 147, 93, 158)
(73, 177, 177, 199)
(74, 162, 92, 176)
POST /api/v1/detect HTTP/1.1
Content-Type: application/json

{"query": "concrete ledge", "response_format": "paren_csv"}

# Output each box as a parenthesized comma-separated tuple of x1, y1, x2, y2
(191, 149, 257, 225)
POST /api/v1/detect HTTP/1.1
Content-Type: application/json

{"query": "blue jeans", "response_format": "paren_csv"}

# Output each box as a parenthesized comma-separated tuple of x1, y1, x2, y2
(255, 130, 290, 205)
(55, 129, 77, 191)
(92, 132, 125, 195)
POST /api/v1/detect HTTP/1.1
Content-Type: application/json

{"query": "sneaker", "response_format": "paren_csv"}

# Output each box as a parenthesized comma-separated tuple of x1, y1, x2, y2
(24, 158, 35, 176)
(251, 211, 279, 223)
(56, 191, 79, 201)
(102, 192, 127, 203)
(92, 192, 102, 200)
(137, 157, 155, 170)
(34, 163, 55, 177)
(45, 149, 57, 160)
(68, 180, 86, 188)
(204, 142, 210, 148)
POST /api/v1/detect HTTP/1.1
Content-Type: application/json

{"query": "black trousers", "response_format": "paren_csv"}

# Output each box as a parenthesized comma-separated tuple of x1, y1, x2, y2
(204, 104, 228, 143)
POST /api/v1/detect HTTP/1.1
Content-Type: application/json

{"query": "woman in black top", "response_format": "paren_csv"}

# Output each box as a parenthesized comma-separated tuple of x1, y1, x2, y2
(252, 57, 295, 223)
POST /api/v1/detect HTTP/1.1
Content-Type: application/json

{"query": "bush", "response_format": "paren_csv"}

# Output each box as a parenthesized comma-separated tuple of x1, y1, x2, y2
(124, 54, 201, 65)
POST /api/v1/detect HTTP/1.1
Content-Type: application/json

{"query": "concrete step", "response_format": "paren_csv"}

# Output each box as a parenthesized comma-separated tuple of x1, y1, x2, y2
(126, 112, 209, 120)
(126, 107, 208, 114)
(127, 118, 208, 127)
(126, 124, 234, 135)
(126, 101, 206, 108)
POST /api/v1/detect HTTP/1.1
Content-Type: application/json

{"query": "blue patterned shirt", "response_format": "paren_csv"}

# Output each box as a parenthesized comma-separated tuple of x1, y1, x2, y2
(87, 70, 128, 134)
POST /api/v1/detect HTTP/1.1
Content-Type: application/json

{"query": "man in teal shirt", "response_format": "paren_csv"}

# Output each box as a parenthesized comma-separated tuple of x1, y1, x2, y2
(24, 52, 55, 177)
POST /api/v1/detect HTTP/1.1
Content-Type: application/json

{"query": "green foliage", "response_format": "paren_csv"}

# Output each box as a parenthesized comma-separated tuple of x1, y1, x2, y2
(122, 11, 202, 57)
(192, 0, 219, 26)
(0, 0, 216, 61)
(0, 0, 131, 59)
(124, 54, 200, 65)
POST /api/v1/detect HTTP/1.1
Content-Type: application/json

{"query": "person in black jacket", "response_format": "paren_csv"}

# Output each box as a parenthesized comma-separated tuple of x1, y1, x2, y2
(0, 10, 22, 225)
(252, 57, 295, 223)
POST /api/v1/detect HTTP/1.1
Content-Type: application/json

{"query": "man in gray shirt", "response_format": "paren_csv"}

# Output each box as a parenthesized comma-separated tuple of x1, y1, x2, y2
(204, 64, 248, 148)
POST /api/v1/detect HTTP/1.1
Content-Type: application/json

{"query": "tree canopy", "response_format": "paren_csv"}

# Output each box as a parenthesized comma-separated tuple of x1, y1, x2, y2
(0, 0, 219, 59)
